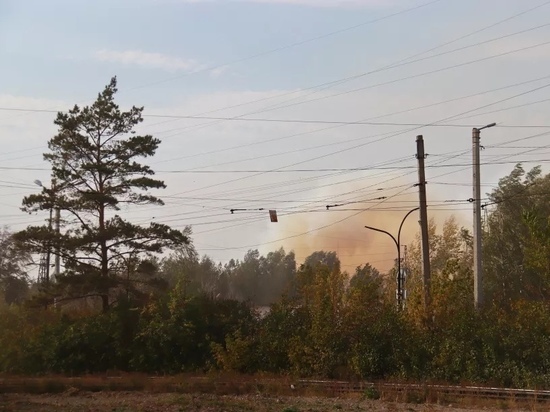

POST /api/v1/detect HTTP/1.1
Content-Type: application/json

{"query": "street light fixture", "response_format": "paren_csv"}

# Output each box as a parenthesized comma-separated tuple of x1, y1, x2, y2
(34, 179, 53, 283)
(365, 207, 420, 310)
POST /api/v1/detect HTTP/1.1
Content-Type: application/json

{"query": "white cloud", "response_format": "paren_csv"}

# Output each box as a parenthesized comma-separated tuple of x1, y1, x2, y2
(94, 49, 204, 72)
(209, 65, 229, 79)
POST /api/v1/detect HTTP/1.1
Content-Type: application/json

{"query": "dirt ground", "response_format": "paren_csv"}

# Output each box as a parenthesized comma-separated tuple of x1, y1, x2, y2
(0, 391, 534, 412)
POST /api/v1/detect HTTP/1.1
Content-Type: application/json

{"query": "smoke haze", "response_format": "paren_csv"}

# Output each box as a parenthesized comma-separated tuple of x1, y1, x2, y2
(261, 177, 469, 273)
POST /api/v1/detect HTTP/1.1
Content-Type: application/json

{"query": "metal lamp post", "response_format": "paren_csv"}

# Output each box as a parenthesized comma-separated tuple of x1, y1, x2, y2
(34, 178, 60, 281)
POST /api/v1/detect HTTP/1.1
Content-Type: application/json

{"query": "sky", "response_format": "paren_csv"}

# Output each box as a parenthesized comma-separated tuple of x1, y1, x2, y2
(1, 0, 550, 274)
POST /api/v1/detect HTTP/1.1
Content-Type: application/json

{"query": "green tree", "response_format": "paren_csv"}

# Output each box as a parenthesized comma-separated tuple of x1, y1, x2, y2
(0, 227, 31, 305)
(349, 263, 382, 290)
(221, 248, 296, 305)
(406, 216, 472, 319)
(522, 208, 550, 298)
(257, 248, 296, 304)
(484, 165, 550, 303)
(345, 263, 403, 379)
(303, 250, 340, 272)
(16, 77, 189, 311)
(288, 261, 347, 377)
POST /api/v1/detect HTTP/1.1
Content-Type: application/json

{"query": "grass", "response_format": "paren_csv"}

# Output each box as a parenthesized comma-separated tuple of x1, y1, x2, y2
(0, 374, 547, 411)
(0, 391, 541, 412)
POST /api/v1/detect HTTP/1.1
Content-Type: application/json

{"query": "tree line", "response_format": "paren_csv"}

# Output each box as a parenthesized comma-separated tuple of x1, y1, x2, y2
(1, 78, 550, 387)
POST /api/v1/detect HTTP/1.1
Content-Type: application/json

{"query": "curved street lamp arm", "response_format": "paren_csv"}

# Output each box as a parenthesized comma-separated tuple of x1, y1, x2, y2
(364, 225, 398, 250)
(397, 207, 420, 247)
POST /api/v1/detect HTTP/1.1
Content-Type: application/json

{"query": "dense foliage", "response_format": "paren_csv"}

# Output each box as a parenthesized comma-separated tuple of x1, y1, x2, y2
(2, 239, 550, 388)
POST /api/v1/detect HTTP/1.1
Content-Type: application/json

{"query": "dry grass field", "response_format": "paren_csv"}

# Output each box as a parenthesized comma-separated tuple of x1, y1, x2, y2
(2, 375, 547, 411)
(0, 391, 535, 412)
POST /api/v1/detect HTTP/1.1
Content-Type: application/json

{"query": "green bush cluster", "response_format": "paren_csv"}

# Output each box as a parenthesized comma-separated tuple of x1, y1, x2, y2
(2, 267, 550, 389)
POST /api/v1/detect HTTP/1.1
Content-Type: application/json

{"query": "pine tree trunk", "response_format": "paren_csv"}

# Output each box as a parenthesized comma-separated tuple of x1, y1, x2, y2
(101, 294, 109, 312)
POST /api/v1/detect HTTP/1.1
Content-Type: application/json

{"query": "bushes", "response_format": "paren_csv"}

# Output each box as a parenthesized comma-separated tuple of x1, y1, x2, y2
(3, 276, 550, 389)
(0, 291, 257, 375)
(130, 289, 257, 373)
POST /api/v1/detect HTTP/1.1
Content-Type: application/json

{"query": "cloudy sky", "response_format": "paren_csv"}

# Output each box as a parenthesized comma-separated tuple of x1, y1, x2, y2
(1, 0, 550, 272)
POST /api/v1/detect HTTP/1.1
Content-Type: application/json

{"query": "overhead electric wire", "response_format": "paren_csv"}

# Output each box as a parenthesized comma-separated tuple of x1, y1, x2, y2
(128, 0, 446, 90)
(153, 74, 550, 167)
(217, 148, 472, 235)
(162, 129, 413, 172)
(153, 78, 550, 179)
(319, 149, 472, 208)
(144, 153, 415, 217)
(196, 185, 416, 251)
(160, 148, 481, 233)
(229, 40, 550, 117)
(165, 80, 550, 200)
(159, 184, 405, 206)
(192, 180, 414, 237)
(142, 23, 550, 125)
(0, 37, 550, 175)
(482, 190, 550, 209)
(141, 160, 550, 174)
(145, 116, 550, 129)
(422, 131, 550, 194)
(0, 0, 445, 125)
(142, 157, 416, 221)
(117, 4, 550, 149)
(141, 4, 550, 139)
(487, 130, 550, 148)
(446, 97, 550, 124)
(141, 23, 550, 124)
(176, 154, 415, 200)
(149, 38, 550, 146)
(189, 151, 460, 236)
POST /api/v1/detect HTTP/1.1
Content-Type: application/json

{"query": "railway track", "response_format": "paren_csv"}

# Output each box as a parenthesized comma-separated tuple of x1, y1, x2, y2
(1, 375, 549, 404)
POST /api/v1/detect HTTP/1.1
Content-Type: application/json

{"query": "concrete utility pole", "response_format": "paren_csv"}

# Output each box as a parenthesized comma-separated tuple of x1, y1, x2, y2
(416, 135, 431, 310)
(472, 123, 496, 309)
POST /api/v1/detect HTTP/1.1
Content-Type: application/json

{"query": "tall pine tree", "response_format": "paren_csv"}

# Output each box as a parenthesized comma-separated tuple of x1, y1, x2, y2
(16, 77, 189, 311)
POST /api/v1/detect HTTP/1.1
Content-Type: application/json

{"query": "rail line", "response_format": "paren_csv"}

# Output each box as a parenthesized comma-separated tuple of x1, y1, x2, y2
(1, 376, 549, 404)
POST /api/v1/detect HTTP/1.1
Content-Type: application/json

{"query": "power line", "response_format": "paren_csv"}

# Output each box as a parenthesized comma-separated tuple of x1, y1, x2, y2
(133, 149, 500, 230)
(5, 109, 550, 129)
(153, 74, 550, 166)
(0, 0, 445, 125)
(196, 185, 416, 251)
(191, 174, 418, 236)
(236, 40, 550, 116)
(157, 78, 550, 174)
(95, 3, 550, 147)
(141, 2, 550, 138)
(447, 97, 550, 124)
(148, 38, 550, 144)
(144, 116, 550, 129)
(155, 81, 550, 198)
(135, 23, 550, 124)
(127, 0, 446, 90)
